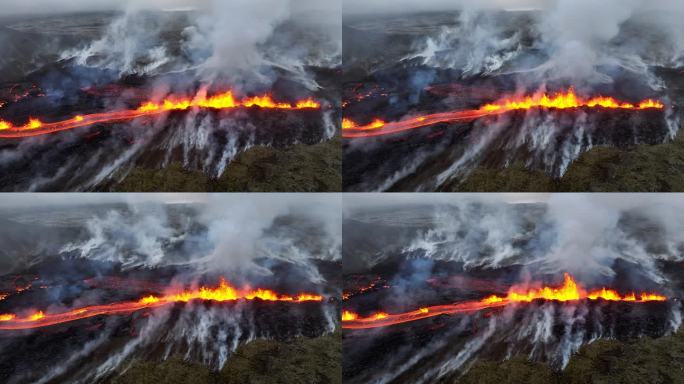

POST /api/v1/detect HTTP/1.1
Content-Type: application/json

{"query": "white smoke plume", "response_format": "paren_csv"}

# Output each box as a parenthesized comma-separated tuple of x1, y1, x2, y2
(349, 193, 684, 286)
(60, 0, 341, 86)
(59, 194, 341, 283)
(408, 0, 684, 87)
(181, 0, 292, 84)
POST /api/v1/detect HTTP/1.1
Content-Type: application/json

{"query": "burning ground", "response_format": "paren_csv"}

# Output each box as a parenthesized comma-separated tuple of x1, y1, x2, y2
(342, 2, 684, 191)
(0, 194, 342, 383)
(0, 1, 341, 191)
(342, 194, 684, 383)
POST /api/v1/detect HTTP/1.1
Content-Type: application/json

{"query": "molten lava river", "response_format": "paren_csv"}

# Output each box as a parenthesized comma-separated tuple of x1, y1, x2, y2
(342, 273, 666, 330)
(342, 88, 665, 138)
(0, 90, 321, 139)
(0, 278, 323, 330)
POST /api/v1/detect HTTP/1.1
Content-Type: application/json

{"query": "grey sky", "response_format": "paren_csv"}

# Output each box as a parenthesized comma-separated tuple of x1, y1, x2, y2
(343, 193, 550, 214)
(0, 193, 341, 210)
(0, 0, 200, 15)
(343, 193, 684, 214)
(0, 0, 337, 16)
(342, 0, 684, 15)
(343, 0, 546, 14)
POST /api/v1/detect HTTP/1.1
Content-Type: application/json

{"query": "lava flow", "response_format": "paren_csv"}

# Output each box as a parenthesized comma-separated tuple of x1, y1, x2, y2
(342, 273, 667, 329)
(0, 90, 321, 139)
(342, 88, 664, 138)
(0, 278, 323, 330)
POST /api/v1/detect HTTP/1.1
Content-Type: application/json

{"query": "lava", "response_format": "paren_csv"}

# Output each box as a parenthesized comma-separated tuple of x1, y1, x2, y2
(342, 273, 667, 329)
(342, 88, 665, 138)
(0, 278, 323, 330)
(343, 276, 390, 300)
(0, 90, 321, 139)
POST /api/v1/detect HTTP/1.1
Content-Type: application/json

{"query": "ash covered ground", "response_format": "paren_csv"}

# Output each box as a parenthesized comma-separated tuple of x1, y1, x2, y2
(342, 194, 684, 384)
(0, 195, 342, 383)
(0, 1, 341, 192)
(342, 3, 684, 192)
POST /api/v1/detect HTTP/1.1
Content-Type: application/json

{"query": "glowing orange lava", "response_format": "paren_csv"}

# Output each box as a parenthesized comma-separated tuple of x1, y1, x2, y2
(343, 276, 389, 301)
(0, 90, 321, 139)
(342, 310, 359, 321)
(0, 278, 323, 330)
(480, 88, 664, 112)
(342, 118, 357, 130)
(342, 273, 667, 329)
(342, 88, 665, 138)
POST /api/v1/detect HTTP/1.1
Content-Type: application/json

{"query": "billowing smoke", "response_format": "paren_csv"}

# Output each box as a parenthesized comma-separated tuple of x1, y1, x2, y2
(60, 194, 341, 281)
(410, 0, 684, 87)
(180, 0, 292, 84)
(61, 0, 341, 86)
(379, 194, 684, 284)
(408, 9, 524, 77)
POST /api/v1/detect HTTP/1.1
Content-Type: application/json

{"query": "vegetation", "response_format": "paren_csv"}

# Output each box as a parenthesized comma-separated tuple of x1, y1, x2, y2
(109, 137, 342, 192)
(453, 134, 684, 192)
(111, 332, 341, 384)
(456, 329, 684, 384)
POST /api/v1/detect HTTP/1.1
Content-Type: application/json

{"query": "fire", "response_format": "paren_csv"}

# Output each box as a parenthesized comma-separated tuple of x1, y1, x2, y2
(0, 90, 321, 139)
(342, 118, 357, 130)
(343, 88, 665, 138)
(296, 294, 324, 302)
(342, 273, 668, 329)
(482, 295, 505, 304)
(373, 312, 389, 320)
(138, 102, 160, 113)
(0, 278, 324, 330)
(139, 295, 160, 305)
(504, 273, 581, 302)
(295, 98, 321, 109)
(466, 273, 665, 304)
(640, 293, 667, 301)
(342, 310, 359, 321)
(480, 88, 664, 112)
(241, 95, 292, 109)
(343, 276, 389, 301)
(369, 119, 386, 129)
(26, 119, 42, 129)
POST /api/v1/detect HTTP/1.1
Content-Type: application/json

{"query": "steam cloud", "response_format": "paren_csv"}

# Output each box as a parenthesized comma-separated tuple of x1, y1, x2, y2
(409, 0, 684, 86)
(355, 194, 684, 285)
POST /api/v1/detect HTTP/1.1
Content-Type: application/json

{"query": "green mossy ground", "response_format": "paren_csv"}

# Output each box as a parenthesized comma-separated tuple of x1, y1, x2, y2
(111, 331, 341, 384)
(455, 329, 684, 384)
(108, 137, 342, 192)
(452, 133, 684, 192)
